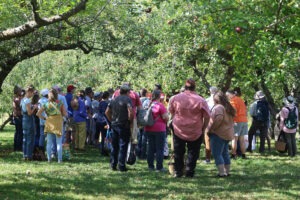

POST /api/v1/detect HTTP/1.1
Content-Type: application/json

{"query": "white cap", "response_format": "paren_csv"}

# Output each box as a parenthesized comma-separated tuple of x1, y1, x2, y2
(40, 88, 49, 97)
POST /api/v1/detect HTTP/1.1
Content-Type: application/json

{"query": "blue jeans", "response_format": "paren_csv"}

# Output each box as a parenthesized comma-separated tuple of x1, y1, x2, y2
(22, 114, 34, 159)
(146, 131, 165, 170)
(210, 134, 230, 166)
(14, 116, 23, 151)
(51, 122, 65, 154)
(39, 125, 45, 148)
(111, 125, 130, 170)
(46, 133, 62, 162)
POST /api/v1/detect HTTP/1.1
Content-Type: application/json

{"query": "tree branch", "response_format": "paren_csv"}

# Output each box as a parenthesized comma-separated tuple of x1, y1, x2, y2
(0, 0, 88, 41)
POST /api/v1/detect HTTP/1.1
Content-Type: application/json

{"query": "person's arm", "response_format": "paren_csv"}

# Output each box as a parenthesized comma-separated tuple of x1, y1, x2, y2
(26, 103, 37, 116)
(105, 107, 112, 122)
(36, 107, 46, 120)
(61, 104, 67, 117)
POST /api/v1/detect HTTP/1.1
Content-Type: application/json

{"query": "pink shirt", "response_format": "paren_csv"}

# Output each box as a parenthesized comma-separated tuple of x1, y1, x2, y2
(280, 105, 298, 133)
(113, 89, 142, 118)
(169, 91, 210, 141)
(144, 101, 167, 132)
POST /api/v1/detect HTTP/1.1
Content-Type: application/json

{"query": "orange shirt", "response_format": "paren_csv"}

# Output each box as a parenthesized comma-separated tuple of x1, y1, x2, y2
(230, 96, 248, 123)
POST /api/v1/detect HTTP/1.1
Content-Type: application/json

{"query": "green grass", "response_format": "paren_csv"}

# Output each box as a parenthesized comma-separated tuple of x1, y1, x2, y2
(1, 125, 300, 200)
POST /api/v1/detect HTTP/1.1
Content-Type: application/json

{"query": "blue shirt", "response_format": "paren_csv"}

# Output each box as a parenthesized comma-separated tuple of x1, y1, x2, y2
(65, 92, 74, 117)
(73, 98, 87, 123)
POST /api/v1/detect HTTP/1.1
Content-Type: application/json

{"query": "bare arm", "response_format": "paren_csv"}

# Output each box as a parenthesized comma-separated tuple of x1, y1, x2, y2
(105, 107, 112, 122)
(26, 103, 37, 116)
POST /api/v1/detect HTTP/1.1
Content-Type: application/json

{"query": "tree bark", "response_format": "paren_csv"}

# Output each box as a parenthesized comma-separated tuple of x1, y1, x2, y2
(0, 114, 12, 131)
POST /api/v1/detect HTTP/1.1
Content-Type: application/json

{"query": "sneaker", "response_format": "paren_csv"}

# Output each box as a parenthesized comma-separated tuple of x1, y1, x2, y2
(203, 159, 211, 164)
(173, 173, 183, 178)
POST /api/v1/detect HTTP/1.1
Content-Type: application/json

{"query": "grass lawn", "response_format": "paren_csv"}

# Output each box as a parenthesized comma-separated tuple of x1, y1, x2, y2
(0, 125, 300, 200)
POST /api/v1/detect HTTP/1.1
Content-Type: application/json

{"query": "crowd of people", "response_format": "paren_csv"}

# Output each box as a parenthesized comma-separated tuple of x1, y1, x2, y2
(11, 78, 298, 177)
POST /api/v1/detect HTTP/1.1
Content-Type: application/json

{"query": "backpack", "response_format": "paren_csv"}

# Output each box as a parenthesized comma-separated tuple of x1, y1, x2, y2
(284, 107, 298, 129)
(137, 102, 157, 127)
(255, 100, 269, 122)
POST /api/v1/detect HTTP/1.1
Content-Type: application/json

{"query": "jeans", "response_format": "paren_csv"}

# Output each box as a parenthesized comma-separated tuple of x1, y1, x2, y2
(14, 116, 23, 151)
(111, 125, 130, 170)
(173, 133, 203, 176)
(46, 133, 62, 162)
(137, 128, 147, 159)
(33, 116, 40, 147)
(39, 125, 45, 149)
(22, 114, 34, 159)
(146, 131, 165, 170)
(284, 132, 296, 157)
(248, 120, 268, 152)
(210, 134, 231, 165)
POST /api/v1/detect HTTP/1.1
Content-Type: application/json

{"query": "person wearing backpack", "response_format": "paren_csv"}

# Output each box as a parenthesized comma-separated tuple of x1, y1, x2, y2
(144, 90, 169, 172)
(280, 96, 298, 157)
(247, 91, 270, 153)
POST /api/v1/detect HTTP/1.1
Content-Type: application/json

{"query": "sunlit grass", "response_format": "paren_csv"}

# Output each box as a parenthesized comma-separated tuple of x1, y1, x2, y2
(1, 125, 300, 199)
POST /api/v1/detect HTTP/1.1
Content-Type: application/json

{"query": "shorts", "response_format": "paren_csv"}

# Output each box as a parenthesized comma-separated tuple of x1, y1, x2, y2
(234, 122, 248, 136)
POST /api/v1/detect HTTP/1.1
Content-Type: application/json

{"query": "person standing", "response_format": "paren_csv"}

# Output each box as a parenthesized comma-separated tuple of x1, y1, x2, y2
(13, 85, 23, 152)
(144, 90, 169, 172)
(105, 84, 133, 172)
(38, 88, 49, 151)
(168, 78, 210, 178)
(204, 86, 218, 164)
(21, 85, 38, 160)
(73, 93, 88, 150)
(65, 84, 76, 145)
(247, 91, 270, 153)
(226, 89, 248, 159)
(206, 92, 235, 177)
(37, 89, 67, 163)
(85, 87, 94, 145)
(280, 96, 298, 157)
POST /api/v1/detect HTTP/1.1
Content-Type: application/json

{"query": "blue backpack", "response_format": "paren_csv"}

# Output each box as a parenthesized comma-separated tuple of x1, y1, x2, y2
(255, 100, 269, 122)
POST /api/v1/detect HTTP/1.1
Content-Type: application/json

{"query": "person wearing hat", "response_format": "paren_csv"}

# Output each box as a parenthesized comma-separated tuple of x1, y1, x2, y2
(106, 84, 133, 172)
(279, 96, 298, 157)
(37, 88, 49, 151)
(168, 78, 210, 178)
(247, 90, 270, 153)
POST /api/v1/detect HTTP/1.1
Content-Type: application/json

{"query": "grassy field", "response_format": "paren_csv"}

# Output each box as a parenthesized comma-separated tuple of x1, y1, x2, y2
(0, 125, 300, 200)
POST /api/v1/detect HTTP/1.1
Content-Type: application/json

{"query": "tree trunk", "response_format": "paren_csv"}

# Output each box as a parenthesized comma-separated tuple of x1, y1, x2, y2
(0, 114, 13, 131)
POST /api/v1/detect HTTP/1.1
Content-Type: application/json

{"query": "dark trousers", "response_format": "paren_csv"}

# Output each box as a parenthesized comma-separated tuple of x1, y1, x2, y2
(14, 117, 23, 151)
(137, 128, 148, 159)
(284, 132, 296, 157)
(95, 122, 107, 153)
(248, 120, 268, 153)
(111, 125, 130, 170)
(173, 134, 203, 176)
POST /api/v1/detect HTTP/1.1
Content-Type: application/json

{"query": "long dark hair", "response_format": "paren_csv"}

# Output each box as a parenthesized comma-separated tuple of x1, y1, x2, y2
(213, 91, 236, 117)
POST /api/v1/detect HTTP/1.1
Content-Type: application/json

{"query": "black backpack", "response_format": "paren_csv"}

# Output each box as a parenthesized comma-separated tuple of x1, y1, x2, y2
(255, 100, 269, 122)
(284, 107, 298, 129)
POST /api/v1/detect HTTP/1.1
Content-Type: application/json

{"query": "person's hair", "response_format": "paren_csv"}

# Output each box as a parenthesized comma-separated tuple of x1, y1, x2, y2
(184, 78, 196, 91)
(31, 93, 40, 104)
(25, 85, 35, 93)
(102, 91, 110, 99)
(120, 87, 129, 95)
(48, 89, 58, 102)
(233, 87, 242, 96)
(151, 89, 161, 101)
(79, 90, 85, 98)
(140, 88, 147, 97)
(14, 85, 22, 95)
(226, 89, 235, 95)
(213, 91, 236, 117)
